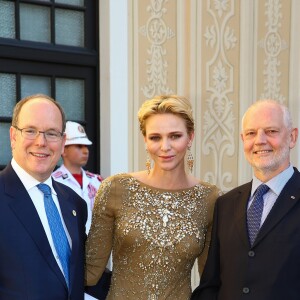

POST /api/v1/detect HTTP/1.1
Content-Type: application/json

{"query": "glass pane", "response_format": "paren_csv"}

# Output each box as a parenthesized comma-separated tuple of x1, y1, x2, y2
(21, 75, 51, 98)
(56, 78, 85, 121)
(0, 123, 12, 165)
(55, 0, 84, 6)
(20, 4, 50, 43)
(55, 9, 84, 47)
(0, 0, 15, 38)
(0, 73, 16, 117)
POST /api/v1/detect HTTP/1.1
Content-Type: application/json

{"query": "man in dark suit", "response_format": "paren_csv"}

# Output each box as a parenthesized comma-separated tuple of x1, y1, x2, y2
(191, 99, 299, 300)
(0, 94, 88, 299)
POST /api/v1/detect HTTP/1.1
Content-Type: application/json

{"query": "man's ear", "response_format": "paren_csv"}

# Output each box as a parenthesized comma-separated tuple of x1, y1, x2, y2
(240, 132, 245, 142)
(289, 128, 298, 149)
(10, 126, 17, 150)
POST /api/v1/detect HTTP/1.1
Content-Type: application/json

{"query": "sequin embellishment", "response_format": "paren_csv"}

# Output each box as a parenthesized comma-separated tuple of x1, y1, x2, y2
(86, 174, 218, 300)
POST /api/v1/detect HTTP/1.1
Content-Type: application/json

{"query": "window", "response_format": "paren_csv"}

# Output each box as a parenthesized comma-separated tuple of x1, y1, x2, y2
(0, 0, 99, 172)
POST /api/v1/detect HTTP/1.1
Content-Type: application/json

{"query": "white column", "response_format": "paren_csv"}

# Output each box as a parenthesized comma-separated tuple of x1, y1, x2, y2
(238, 0, 255, 184)
(99, 1, 129, 177)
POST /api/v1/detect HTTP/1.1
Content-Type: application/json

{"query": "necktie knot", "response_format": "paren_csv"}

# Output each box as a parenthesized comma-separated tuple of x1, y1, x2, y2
(255, 184, 269, 198)
(37, 183, 52, 196)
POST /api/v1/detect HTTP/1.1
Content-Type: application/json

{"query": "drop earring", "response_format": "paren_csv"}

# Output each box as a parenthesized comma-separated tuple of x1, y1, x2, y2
(146, 149, 151, 175)
(187, 146, 194, 173)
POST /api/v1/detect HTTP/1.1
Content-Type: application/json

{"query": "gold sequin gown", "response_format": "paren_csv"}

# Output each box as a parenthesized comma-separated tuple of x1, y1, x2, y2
(85, 174, 219, 299)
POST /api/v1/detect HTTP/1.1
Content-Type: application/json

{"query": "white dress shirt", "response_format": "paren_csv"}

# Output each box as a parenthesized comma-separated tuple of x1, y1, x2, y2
(249, 164, 294, 227)
(11, 158, 72, 278)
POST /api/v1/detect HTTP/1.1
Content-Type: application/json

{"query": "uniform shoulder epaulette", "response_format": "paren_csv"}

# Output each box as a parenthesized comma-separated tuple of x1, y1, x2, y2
(85, 170, 104, 182)
(52, 171, 68, 179)
(85, 170, 95, 178)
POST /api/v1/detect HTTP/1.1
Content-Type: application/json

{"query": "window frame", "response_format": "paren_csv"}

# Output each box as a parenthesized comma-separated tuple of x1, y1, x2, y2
(0, 0, 100, 173)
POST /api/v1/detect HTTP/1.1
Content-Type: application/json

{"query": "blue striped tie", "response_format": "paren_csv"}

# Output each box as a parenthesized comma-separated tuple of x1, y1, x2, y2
(247, 184, 270, 246)
(37, 183, 71, 288)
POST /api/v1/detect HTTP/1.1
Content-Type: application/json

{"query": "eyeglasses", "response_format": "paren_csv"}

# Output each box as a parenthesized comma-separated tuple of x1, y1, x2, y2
(13, 126, 64, 142)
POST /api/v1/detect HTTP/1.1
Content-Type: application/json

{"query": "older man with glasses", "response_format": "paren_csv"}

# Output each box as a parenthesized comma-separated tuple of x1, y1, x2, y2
(0, 94, 98, 300)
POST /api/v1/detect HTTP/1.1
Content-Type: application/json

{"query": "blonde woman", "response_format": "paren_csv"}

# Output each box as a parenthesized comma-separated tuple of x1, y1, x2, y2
(85, 95, 220, 299)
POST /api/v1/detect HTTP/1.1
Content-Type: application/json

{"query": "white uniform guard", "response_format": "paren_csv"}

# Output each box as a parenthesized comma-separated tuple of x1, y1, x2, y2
(52, 164, 102, 232)
(52, 121, 103, 233)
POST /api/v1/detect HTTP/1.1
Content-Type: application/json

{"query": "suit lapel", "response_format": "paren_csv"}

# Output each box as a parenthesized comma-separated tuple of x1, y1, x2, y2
(254, 170, 300, 246)
(234, 182, 252, 247)
(4, 165, 68, 289)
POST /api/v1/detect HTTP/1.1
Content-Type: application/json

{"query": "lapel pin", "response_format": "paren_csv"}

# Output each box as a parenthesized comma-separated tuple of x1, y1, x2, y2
(72, 210, 77, 216)
(291, 196, 295, 199)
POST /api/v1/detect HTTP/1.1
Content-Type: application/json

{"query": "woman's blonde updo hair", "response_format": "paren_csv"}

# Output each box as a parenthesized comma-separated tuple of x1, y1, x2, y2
(138, 95, 194, 136)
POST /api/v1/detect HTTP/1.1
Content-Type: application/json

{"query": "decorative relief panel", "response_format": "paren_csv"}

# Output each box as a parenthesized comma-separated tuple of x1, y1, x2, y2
(257, 0, 290, 103)
(138, 0, 175, 99)
(201, 0, 239, 192)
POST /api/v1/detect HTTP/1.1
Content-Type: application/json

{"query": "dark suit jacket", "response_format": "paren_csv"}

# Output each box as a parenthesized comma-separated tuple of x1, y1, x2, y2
(191, 168, 300, 300)
(0, 163, 87, 300)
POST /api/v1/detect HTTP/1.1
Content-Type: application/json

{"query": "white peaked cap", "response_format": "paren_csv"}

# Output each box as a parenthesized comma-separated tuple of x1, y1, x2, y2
(64, 121, 92, 146)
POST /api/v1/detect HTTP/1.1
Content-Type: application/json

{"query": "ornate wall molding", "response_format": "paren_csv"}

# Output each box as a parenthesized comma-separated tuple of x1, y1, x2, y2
(139, 0, 174, 98)
(202, 0, 237, 192)
(258, 0, 288, 103)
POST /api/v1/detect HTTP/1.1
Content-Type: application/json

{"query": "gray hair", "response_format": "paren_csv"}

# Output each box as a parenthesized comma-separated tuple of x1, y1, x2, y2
(241, 99, 293, 131)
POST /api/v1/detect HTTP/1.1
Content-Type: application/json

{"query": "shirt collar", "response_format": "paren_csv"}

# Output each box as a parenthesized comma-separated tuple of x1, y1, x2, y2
(11, 158, 57, 195)
(252, 164, 294, 197)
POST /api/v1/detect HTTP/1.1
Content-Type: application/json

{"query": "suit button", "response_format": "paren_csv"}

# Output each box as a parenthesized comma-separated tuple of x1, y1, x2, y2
(242, 287, 250, 294)
(248, 250, 255, 257)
